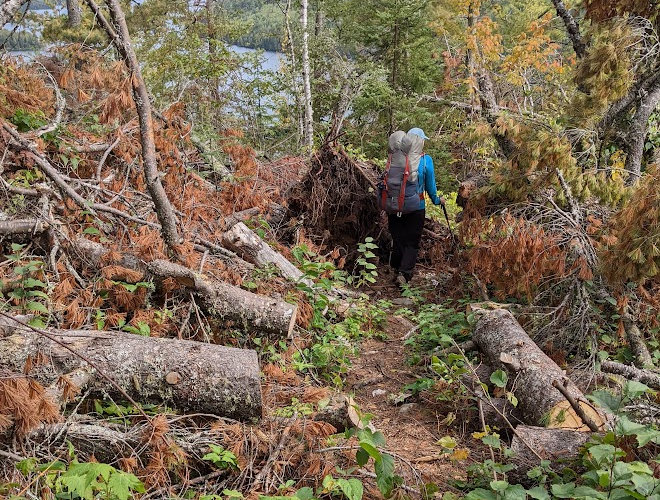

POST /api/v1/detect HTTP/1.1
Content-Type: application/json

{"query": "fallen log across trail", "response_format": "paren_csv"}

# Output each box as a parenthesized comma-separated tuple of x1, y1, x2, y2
(222, 221, 308, 283)
(473, 308, 607, 430)
(0, 317, 263, 420)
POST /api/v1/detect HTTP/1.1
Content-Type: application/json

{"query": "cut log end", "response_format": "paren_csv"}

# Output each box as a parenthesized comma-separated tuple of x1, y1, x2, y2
(547, 400, 606, 431)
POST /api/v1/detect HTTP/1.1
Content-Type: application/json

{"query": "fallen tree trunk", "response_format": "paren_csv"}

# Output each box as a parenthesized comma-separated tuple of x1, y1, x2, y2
(224, 204, 287, 230)
(473, 309, 606, 429)
(622, 314, 654, 368)
(222, 222, 306, 283)
(0, 319, 262, 421)
(27, 420, 227, 464)
(147, 259, 297, 338)
(72, 238, 297, 337)
(601, 360, 660, 390)
(510, 425, 593, 482)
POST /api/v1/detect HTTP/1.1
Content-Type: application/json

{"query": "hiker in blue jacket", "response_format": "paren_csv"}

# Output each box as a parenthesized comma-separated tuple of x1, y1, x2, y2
(388, 127, 445, 287)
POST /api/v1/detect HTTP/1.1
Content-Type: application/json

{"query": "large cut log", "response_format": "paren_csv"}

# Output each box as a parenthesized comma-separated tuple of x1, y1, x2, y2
(0, 318, 262, 421)
(222, 222, 307, 283)
(473, 309, 606, 429)
(601, 360, 660, 390)
(71, 238, 297, 337)
(510, 425, 594, 482)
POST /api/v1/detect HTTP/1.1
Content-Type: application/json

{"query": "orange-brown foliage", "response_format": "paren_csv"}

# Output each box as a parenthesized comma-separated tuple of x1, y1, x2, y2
(0, 371, 59, 437)
(464, 214, 570, 300)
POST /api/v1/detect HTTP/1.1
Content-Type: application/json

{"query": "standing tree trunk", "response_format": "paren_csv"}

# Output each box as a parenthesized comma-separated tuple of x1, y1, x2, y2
(284, 0, 304, 145)
(205, 0, 222, 103)
(66, 0, 82, 27)
(550, 0, 585, 58)
(0, 0, 28, 27)
(87, 0, 181, 255)
(300, 0, 314, 152)
(624, 82, 660, 185)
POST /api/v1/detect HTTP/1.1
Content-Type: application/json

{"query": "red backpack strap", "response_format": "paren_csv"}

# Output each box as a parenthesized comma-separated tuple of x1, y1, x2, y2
(398, 156, 410, 212)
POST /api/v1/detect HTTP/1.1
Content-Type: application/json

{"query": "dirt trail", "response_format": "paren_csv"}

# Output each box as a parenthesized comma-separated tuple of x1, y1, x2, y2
(345, 276, 468, 490)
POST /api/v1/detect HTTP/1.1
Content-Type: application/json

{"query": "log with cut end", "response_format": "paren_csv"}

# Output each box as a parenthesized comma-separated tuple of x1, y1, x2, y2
(510, 425, 594, 482)
(0, 318, 262, 421)
(71, 238, 297, 337)
(473, 309, 606, 429)
(222, 222, 306, 283)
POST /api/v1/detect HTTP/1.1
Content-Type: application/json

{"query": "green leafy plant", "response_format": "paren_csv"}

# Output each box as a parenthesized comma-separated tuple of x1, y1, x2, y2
(347, 412, 403, 497)
(349, 237, 379, 287)
(16, 457, 144, 500)
(202, 444, 239, 470)
(462, 380, 660, 499)
(10, 108, 48, 132)
(3, 243, 49, 326)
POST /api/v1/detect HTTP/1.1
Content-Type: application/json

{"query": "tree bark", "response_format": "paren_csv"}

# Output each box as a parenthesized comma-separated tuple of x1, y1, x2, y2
(476, 70, 516, 158)
(300, 0, 314, 152)
(28, 421, 228, 464)
(510, 425, 593, 482)
(624, 82, 660, 185)
(473, 309, 606, 429)
(550, 0, 585, 58)
(622, 313, 655, 368)
(0, 219, 49, 236)
(147, 259, 298, 338)
(601, 360, 660, 390)
(0, 0, 28, 27)
(222, 222, 306, 283)
(66, 0, 82, 27)
(223, 203, 287, 230)
(0, 320, 262, 420)
(100, 0, 181, 254)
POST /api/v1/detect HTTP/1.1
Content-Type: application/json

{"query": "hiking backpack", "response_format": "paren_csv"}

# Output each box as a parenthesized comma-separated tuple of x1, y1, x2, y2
(377, 130, 425, 215)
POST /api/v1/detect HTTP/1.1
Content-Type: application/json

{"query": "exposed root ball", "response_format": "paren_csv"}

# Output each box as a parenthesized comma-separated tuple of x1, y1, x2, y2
(287, 145, 384, 260)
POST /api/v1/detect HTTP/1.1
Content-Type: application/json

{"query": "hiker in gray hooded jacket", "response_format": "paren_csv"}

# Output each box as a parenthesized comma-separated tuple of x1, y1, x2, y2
(381, 127, 445, 287)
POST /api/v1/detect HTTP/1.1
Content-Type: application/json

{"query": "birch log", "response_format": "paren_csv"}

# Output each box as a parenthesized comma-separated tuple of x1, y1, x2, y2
(222, 222, 306, 283)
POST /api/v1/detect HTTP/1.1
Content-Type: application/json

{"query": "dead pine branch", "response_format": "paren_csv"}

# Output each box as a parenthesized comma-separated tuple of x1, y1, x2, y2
(600, 360, 660, 390)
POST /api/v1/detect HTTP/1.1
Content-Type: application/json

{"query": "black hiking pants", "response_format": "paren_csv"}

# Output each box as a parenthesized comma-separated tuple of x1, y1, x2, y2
(388, 209, 425, 281)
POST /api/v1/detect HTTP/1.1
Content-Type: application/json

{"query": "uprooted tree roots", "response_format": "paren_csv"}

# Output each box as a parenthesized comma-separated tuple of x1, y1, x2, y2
(287, 145, 384, 259)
